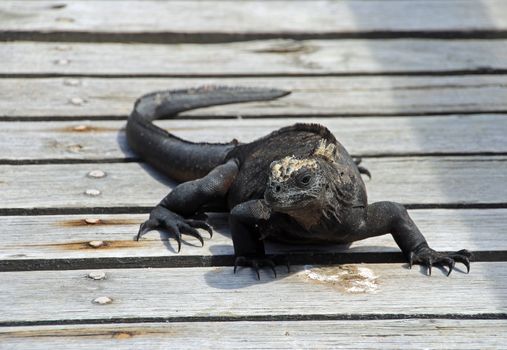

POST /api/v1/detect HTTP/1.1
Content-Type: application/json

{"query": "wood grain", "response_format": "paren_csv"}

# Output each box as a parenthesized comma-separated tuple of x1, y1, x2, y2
(1, 0, 505, 346)
(3, 40, 507, 75)
(1, 1, 506, 35)
(2, 76, 507, 118)
(1, 157, 505, 210)
(0, 209, 505, 260)
(0, 263, 504, 323)
(1, 319, 506, 350)
(1, 115, 505, 161)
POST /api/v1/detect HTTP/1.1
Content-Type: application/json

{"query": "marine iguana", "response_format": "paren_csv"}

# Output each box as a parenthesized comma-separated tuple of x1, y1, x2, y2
(126, 86, 471, 278)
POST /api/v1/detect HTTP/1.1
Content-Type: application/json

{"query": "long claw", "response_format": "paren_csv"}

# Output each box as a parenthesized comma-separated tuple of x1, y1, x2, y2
(175, 232, 182, 253)
(167, 225, 182, 253)
(427, 258, 433, 276)
(464, 258, 470, 274)
(234, 256, 245, 274)
(264, 259, 277, 278)
(180, 224, 204, 247)
(279, 256, 291, 273)
(409, 251, 415, 269)
(136, 219, 159, 241)
(136, 225, 146, 241)
(251, 260, 260, 280)
(446, 259, 456, 276)
(357, 166, 371, 179)
(159, 219, 182, 253)
(452, 255, 471, 273)
(186, 219, 213, 238)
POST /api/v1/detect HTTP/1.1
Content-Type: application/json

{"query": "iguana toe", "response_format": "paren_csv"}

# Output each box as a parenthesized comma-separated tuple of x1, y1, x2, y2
(234, 256, 284, 280)
(352, 157, 371, 178)
(184, 219, 213, 238)
(449, 250, 471, 273)
(357, 166, 371, 179)
(137, 218, 159, 241)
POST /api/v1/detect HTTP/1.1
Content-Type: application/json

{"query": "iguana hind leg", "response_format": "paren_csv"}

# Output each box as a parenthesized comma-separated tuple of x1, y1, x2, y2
(137, 159, 239, 251)
(346, 201, 471, 276)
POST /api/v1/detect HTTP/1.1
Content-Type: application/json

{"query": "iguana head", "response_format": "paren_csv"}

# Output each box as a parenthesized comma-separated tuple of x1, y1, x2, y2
(264, 140, 342, 217)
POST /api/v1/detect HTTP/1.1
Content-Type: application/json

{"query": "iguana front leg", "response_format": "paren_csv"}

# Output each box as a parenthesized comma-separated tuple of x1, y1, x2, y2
(347, 201, 471, 275)
(229, 199, 288, 279)
(137, 159, 239, 251)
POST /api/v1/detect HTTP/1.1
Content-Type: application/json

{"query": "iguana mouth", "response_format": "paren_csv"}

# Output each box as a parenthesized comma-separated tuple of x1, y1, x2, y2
(264, 191, 316, 212)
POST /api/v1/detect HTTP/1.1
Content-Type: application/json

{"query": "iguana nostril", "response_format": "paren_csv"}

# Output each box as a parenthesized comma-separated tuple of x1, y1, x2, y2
(275, 185, 281, 192)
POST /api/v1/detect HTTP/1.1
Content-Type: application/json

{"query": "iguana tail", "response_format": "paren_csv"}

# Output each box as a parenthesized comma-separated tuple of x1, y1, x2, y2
(126, 86, 290, 182)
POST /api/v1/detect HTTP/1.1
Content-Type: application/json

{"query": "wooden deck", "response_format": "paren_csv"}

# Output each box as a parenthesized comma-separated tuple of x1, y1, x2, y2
(0, 1, 506, 348)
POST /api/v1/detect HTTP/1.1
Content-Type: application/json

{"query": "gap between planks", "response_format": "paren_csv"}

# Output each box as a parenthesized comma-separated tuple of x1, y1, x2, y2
(6, 30, 507, 44)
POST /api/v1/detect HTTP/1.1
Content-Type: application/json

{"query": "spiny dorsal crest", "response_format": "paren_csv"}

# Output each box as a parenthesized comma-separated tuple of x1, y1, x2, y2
(313, 139, 336, 162)
(271, 156, 318, 182)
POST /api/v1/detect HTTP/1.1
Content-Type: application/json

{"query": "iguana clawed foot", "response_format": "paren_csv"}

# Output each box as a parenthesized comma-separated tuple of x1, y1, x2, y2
(234, 255, 290, 280)
(409, 245, 471, 276)
(136, 206, 212, 252)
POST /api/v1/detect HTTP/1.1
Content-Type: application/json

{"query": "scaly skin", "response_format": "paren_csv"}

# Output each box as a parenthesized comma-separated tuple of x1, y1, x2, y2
(127, 86, 471, 279)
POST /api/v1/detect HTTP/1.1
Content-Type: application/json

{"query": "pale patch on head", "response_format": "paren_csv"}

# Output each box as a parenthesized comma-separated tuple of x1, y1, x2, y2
(271, 156, 317, 182)
(314, 139, 336, 162)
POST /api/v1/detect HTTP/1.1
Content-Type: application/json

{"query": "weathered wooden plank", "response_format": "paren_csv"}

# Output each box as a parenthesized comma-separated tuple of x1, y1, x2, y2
(3, 40, 507, 75)
(1, 319, 506, 350)
(0, 209, 505, 260)
(0, 157, 505, 210)
(1, 1, 507, 35)
(2, 115, 506, 161)
(0, 263, 505, 323)
(2, 76, 507, 118)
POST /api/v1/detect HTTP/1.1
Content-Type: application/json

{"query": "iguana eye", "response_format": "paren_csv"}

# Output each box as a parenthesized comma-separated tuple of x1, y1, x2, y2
(300, 174, 312, 185)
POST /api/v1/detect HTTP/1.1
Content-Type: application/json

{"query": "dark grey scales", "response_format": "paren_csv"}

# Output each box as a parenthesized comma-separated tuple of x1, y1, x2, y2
(126, 86, 471, 279)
